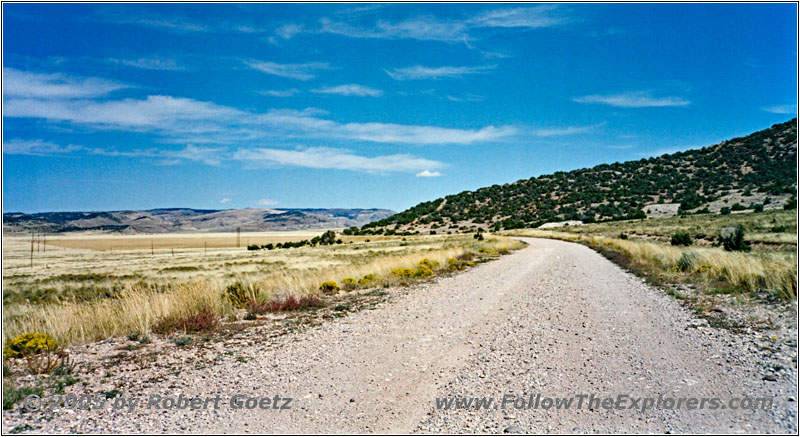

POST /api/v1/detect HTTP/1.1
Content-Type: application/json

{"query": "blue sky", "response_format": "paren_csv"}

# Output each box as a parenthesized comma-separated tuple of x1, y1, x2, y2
(2, 3, 797, 213)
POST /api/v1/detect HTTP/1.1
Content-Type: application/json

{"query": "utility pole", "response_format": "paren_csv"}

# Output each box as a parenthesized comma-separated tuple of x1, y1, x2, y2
(30, 230, 34, 268)
(236, 227, 241, 248)
(204, 241, 207, 255)
(151, 240, 154, 256)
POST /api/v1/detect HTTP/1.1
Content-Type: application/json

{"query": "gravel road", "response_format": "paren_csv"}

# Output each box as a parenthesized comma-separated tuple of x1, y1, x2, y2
(11, 238, 797, 433)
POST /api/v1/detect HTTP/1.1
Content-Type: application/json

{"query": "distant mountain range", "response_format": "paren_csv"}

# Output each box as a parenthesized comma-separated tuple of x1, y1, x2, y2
(361, 119, 797, 234)
(2, 208, 395, 235)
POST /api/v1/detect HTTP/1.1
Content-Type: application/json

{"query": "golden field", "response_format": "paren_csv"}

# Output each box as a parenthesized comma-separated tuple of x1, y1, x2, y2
(3, 231, 523, 346)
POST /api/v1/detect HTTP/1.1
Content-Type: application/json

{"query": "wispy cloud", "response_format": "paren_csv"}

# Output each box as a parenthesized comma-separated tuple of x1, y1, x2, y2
(5, 69, 516, 146)
(3, 139, 83, 156)
(220, 198, 232, 204)
(234, 147, 444, 174)
(244, 60, 331, 81)
(319, 16, 468, 42)
(533, 122, 605, 137)
(312, 84, 383, 97)
(446, 94, 485, 102)
(3, 138, 225, 166)
(89, 145, 226, 166)
(762, 104, 797, 115)
(283, 6, 568, 43)
(107, 57, 184, 71)
(416, 170, 442, 178)
(573, 92, 690, 108)
(3, 67, 128, 99)
(274, 23, 305, 40)
(469, 5, 568, 29)
(386, 65, 495, 80)
(258, 89, 300, 97)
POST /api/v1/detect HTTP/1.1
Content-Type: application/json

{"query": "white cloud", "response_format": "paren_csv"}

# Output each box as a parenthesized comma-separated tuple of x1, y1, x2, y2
(275, 23, 306, 39)
(257, 198, 279, 206)
(258, 89, 300, 97)
(573, 92, 690, 108)
(309, 6, 566, 43)
(3, 67, 128, 99)
(318, 17, 468, 42)
(244, 60, 331, 81)
(220, 198, 232, 204)
(233, 147, 444, 174)
(312, 84, 383, 97)
(416, 170, 442, 177)
(5, 69, 515, 146)
(533, 122, 605, 137)
(470, 6, 567, 29)
(89, 145, 226, 166)
(386, 65, 495, 80)
(762, 104, 797, 115)
(4, 95, 245, 134)
(3, 139, 83, 155)
(108, 57, 183, 71)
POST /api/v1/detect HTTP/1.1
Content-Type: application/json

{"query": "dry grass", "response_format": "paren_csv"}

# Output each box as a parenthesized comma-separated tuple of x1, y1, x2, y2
(3, 233, 524, 345)
(505, 229, 797, 300)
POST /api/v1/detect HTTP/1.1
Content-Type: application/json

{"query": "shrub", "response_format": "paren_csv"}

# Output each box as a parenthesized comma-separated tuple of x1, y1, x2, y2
(419, 258, 440, 270)
(178, 308, 218, 332)
(266, 294, 323, 311)
(3, 333, 58, 359)
(731, 203, 746, 211)
(341, 277, 357, 291)
(670, 232, 693, 246)
(719, 225, 750, 252)
(770, 225, 787, 233)
(319, 281, 340, 294)
(618, 233, 628, 240)
(247, 244, 260, 251)
(155, 307, 218, 334)
(224, 281, 258, 307)
(391, 268, 416, 278)
(358, 274, 376, 287)
(720, 207, 731, 215)
(675, 252, 695, 272)
(753, 203, 764, 213)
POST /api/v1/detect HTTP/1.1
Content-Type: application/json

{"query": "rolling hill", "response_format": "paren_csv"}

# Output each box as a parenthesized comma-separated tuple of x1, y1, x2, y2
(2, 208, 395, 235)
(358, 119, 797, 235)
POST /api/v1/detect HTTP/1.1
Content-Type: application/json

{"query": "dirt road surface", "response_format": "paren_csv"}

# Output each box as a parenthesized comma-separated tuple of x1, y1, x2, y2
(13, 238, 797, 433)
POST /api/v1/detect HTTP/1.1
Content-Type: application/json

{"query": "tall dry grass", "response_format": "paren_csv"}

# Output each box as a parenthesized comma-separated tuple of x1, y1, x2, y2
(3, 235, 523, 345)
(507, 229, 797, 300)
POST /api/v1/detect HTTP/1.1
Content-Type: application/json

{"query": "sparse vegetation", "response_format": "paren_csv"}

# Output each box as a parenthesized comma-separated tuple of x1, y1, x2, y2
(361, 119, 796, 233)
(671, 232, 693, 246)
(3, 233, 522, 345)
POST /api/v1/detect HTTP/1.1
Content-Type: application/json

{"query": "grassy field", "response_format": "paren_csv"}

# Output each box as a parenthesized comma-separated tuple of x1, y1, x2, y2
(502, 209, 797, 302)
(540, 209, 797, 248)
(3, 231, 523, 346)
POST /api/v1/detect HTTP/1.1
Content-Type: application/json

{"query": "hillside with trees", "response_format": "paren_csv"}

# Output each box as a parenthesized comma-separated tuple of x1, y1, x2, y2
(357, 119, 797, 235)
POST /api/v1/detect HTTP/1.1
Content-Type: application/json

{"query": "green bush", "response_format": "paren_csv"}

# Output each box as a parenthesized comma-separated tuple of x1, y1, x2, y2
(720, 207, 731, 215)
(719, 225, 750, 252)
(670, 232, 693, 246)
